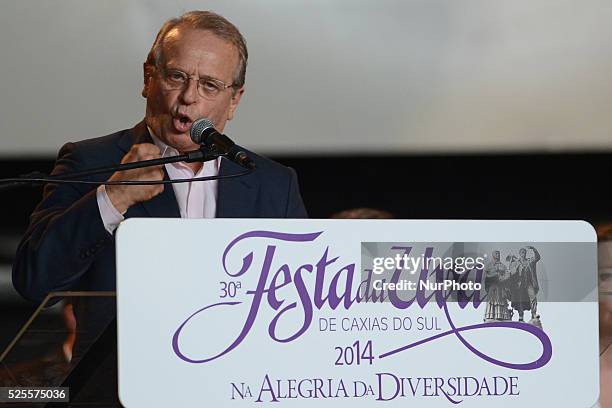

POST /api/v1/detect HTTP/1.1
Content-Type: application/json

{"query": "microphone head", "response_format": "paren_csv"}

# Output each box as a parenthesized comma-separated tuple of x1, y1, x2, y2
(190, 117, 215, 144)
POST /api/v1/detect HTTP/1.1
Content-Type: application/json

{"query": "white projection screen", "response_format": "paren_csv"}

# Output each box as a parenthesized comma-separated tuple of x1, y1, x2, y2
(0, 0, 611, 156)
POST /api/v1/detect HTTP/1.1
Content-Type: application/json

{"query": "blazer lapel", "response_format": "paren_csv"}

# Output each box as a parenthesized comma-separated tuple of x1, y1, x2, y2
(216, 158, 259, 218)
(120, 121, 181, 219)
(138, 170, 181, 218)
(118, 121, 259, 219)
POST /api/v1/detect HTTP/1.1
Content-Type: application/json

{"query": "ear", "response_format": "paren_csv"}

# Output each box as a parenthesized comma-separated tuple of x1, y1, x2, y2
(142, 63, 153, 98)
(227, 87, 245, 121)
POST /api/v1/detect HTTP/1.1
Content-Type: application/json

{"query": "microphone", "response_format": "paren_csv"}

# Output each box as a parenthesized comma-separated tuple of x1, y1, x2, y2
(190, 118, 255, 170)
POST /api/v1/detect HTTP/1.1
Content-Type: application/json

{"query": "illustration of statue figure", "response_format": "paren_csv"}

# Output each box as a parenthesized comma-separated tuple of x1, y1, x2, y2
(483, 250, 513, 321)
(509, 246, 541, 326)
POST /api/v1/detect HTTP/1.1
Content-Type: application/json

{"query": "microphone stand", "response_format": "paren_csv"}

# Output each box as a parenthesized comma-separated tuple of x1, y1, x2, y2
(0, 146, 224, 191)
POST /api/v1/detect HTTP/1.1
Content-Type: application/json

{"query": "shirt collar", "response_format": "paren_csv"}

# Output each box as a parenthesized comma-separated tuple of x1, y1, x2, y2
(146, 126, 220, 176)
(147, 126, 177, 159)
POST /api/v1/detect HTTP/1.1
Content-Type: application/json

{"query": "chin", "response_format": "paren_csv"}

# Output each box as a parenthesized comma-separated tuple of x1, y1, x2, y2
(163, 132, 192, 150)
(178, 140, 201, 153)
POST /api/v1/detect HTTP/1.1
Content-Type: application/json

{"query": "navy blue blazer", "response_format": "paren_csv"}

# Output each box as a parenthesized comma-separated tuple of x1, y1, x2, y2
(12, 121, 307, 304)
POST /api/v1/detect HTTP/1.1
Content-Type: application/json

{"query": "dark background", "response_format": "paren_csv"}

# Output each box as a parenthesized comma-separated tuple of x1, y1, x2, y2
(2, 152, 612, 225)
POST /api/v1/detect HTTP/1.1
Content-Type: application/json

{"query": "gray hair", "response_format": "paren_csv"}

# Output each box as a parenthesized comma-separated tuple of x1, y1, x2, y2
(145, 10, 248, 88)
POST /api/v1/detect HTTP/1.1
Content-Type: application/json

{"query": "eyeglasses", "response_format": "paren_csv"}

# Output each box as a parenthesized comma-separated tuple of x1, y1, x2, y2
(158, 67, 236, 100)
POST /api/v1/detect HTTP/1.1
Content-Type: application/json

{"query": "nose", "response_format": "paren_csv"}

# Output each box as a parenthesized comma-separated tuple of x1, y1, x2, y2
(179, 77, 199, 105)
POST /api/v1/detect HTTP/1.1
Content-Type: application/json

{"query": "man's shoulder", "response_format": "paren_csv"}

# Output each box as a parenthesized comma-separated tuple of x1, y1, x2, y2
(56, 124, 143, 167)
(63, 127, 133, 155)
(236, 149, 306, 218)
(244, 149, 296, 180)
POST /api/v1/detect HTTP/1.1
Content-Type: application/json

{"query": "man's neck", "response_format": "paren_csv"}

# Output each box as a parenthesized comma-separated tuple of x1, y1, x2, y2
(185, 161, 203, 173)
(146, 126, 204, 173)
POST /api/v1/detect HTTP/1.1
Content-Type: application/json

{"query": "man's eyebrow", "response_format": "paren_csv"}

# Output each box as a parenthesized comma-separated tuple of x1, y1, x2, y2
(165, 67, 222, 81)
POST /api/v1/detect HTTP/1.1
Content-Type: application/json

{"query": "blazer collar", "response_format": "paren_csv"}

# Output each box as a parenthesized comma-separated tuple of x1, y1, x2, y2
(120, 120, 260, 219)
(117, 120, 151, 153)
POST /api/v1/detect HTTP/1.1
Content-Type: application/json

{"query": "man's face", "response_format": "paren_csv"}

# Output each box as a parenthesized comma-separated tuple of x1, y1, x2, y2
(492, 251, 500, 261)
(519, 248, 527, 259)
(142, 26, 244, 153)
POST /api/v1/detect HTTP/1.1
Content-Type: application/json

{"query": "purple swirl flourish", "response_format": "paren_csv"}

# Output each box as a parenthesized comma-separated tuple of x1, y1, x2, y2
(379, 303, 552, 370)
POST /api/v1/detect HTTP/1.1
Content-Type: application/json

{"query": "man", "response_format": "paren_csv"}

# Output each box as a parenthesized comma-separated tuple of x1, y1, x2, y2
(9, 11, 304, 403)
(12, 10, 307, 304)
(509, 246, 541, 322)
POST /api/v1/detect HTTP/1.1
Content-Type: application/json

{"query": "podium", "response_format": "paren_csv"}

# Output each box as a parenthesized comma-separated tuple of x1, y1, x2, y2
(115, 219, 599, 407)
(1, 219, 602, 407)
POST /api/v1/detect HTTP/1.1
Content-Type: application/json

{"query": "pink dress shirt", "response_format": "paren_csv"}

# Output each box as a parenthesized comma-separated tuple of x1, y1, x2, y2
(96, 130, 220, 234)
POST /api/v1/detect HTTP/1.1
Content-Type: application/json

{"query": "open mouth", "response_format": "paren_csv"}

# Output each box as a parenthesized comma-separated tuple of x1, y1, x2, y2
(173, 114, 193, 133)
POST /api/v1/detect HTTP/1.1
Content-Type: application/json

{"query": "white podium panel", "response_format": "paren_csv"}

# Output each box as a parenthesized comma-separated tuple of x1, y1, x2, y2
(116, 219, 599, 407)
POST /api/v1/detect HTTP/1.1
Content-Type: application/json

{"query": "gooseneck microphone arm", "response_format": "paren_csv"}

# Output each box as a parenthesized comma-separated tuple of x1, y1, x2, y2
(0, 146, 252, 191)
(1, 119, 257, 191)
(48, 147, 216, 181)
